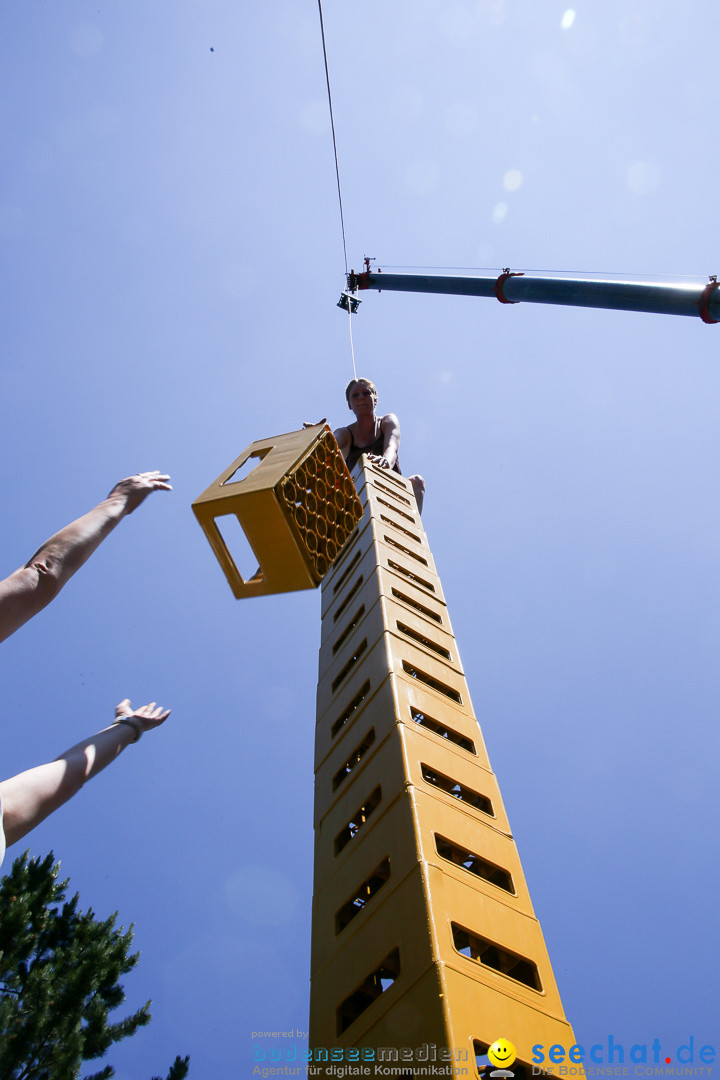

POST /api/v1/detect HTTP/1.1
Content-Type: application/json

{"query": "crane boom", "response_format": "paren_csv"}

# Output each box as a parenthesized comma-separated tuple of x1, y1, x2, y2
(347, 266, 720, 322)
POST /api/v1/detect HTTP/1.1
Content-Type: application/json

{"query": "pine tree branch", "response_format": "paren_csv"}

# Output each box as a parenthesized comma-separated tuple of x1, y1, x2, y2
(0, 852, 188, 1080)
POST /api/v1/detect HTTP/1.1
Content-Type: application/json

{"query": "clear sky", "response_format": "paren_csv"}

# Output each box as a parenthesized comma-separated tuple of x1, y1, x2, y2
(2, 2, 719, 1077)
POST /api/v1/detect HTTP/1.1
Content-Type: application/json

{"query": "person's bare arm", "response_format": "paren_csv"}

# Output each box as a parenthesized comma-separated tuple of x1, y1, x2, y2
(0, 471, 171, 643)
(0, 700, 170, 847)
(333, 426, 352, 460)
(369, 413, 400, 470)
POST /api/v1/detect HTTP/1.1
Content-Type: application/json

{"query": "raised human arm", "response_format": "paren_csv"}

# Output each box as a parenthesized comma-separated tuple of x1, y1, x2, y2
(0, 471, 171, 643)
(0, 699, 170, 847)
(367, 413, 400, 470)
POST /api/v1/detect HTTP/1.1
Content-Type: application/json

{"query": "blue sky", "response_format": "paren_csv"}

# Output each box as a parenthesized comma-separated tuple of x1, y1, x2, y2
(2, 2, 719, 1076)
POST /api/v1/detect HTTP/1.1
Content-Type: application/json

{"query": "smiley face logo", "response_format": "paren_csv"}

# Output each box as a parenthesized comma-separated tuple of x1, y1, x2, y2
(488, 1039, 517, 1069)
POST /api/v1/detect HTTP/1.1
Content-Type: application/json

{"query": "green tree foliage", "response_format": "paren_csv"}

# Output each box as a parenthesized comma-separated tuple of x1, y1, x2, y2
(0, 851, 188, 1080)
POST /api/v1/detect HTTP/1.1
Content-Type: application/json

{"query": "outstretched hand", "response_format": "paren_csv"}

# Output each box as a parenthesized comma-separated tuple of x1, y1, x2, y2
(115, 698, 171, 732)
(107, 471, 172, 515)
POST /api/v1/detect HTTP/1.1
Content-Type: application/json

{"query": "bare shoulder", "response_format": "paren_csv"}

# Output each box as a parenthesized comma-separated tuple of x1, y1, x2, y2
(381, 413, 400, 431)
(333, 425, 352, 451)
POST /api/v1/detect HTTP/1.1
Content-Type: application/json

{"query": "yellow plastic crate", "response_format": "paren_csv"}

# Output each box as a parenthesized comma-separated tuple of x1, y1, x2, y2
(192, 424, 363, 598)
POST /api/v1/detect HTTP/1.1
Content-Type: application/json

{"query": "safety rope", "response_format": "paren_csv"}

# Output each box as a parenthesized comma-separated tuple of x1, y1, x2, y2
(347, 303, 357, 379)
(317, 0, 348, 276)
(317, 0, 358, 376)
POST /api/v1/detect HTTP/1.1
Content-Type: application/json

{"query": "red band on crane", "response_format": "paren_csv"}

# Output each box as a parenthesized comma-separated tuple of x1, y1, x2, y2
(699, 276, 719, 324)
(351, 261, 379, 292)
(495, 268, 524, 305)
